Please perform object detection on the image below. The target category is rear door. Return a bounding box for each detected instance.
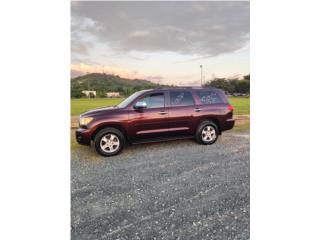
[166,90,196,135]
[193,89,232,127]
[195,89,229,114]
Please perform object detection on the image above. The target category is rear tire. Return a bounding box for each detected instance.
[195,120,219,145]
[94,128,125,157]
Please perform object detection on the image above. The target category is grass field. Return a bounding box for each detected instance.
[71,96,249,116]
[71,98,124,116]
[228,96,250,115]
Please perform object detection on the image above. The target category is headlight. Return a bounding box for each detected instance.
[79,117,93,126]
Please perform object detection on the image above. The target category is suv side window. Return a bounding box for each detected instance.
[169,91,195,106]
[196,90,223,104]
[139,93,164,108]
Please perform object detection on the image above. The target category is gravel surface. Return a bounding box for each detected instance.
[71,130,250,240]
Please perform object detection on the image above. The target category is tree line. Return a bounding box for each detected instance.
[204,74,250,95]
[71,73,250,98]
[70,73,162,98]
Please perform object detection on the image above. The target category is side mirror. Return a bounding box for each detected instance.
[134,101,147,110]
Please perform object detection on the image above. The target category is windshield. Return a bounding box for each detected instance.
[117,90,148,108]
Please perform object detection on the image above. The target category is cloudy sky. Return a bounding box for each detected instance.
[71,1,250,85]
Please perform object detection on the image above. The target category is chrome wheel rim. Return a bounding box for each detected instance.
[201,125,216,142]
[100,134,120,153]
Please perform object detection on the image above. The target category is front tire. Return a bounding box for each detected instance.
[94,128,125,157]
[195,120,219,145]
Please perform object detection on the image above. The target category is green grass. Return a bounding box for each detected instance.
[71,98,124,116]
[71,96,249,116]
[228,96,250,115]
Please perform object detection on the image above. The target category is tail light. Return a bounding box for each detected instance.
[227,104,234,111]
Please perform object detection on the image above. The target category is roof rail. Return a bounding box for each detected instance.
[155,86,200,89]
[148,86,221,91]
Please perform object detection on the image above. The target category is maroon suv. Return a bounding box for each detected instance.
[76,87,234,156]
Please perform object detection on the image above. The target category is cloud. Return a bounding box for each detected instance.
[71,14,102,55]
[129,30,151,38]
[71,63,145,79]
[71,1,249,57]
[71,41,89,55]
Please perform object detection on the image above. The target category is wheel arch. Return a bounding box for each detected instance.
[199,117,221,134]
[91,123,128,141]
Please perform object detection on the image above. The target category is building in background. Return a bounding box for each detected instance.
[106,92,120,98]
[82,90,96,98]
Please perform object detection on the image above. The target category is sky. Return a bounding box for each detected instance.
[71,1,250,86]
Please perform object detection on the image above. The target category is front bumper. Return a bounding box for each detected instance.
[75,128,92,145]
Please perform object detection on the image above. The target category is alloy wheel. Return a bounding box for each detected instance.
[100,134,120,153]
[201,125,216,142]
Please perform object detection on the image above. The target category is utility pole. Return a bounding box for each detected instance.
[200,65,203,86]
[87,72,90,99]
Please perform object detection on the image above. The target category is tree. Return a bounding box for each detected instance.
[204,78,234,93]
[204,75,250,94]
[116,86,124,94]
[71,89,82,98]
[97,91,106,98]
[236,80,250,93]
[229,79,239,94]
[133,85,143,92]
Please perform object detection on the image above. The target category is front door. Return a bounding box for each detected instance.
[129,91,168,140]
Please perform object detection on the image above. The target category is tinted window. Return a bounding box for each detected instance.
[170,91,194,106]
[196,90,223,104]
[139,93,164,108]
[117,90,147,108]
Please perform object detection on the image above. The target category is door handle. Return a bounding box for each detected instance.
[194,108,201,112]
[158,111,168,115]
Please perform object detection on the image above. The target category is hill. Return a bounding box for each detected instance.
[71,73,167,98]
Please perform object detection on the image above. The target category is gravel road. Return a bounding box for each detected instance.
[71,130,250,240]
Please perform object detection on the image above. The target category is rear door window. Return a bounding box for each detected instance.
[169,91,195,106]
[196,90,223,104]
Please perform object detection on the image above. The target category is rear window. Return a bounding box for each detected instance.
[169,91,194,106]
[196,90,223,104]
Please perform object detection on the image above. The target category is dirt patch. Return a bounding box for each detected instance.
[71,116,79,129]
